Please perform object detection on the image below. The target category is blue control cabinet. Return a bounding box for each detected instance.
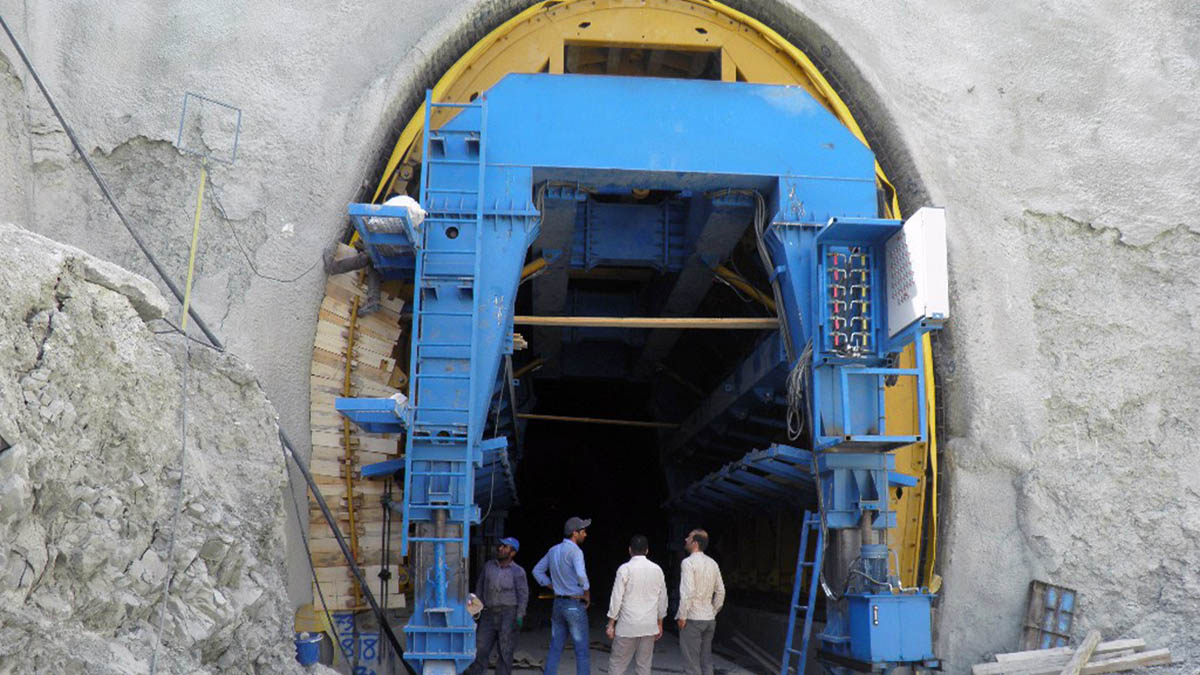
[847,593,935,663]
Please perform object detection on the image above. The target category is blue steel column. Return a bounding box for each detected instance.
[764,197,939,670]
[402,92,540,674]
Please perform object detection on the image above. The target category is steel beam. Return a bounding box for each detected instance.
[530,189,580,377]
[631,193,755,377]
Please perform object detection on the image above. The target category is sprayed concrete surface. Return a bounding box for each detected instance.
[1,0,1198,671]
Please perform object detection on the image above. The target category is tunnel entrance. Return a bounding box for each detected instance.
[308,2,938,672]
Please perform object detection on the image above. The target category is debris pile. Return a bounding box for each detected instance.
[0,223,318,673]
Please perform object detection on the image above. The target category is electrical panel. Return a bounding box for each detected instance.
[885,207,948,337]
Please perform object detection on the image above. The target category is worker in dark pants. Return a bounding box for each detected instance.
[466,537,529,675]
[533,516,593,675]
[676,529,725,675]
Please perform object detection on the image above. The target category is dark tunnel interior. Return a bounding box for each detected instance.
[465,192,822,628]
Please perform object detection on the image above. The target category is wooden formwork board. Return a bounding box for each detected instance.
[314,564,404,599]
[307,252,409,611]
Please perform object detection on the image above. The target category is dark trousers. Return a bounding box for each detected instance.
[466,605,518,675]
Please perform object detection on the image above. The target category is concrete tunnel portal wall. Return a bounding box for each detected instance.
[10,0,1197,671]
[306,0,940,661]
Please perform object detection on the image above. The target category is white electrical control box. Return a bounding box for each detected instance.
[885,207,949,337]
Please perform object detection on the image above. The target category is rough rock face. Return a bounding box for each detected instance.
[0,222,312,673]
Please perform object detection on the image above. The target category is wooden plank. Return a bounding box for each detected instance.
[974,643,1162,675]
[312,474,390,494]
[996,639,1145,663]
[314,591,406,612]
[319,301,402,342]
[315,322,396,365]
[1058,631,1101,675]
[1020,649,1171,675]
[309,378,396,401]
[312,331,394,371]
[311,543,387,567]
[319,296,402,336]
[310,348,393,387]
[325,272,405,314]
[312,428,399,454]
[310,364,397,396]
[513,315,780,329]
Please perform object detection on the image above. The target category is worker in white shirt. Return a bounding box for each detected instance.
[605,535,667,675]
[675,529,725,675]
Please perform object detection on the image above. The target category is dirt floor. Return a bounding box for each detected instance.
[496,624,755,675]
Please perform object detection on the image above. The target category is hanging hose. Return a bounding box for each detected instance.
[280,429,415,675]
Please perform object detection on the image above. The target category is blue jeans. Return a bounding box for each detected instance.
[544,597,589,674]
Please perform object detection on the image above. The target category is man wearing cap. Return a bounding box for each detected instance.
[533,516,592,674]
[466,537,529,675]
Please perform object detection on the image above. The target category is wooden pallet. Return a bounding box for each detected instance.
[306,244,409,610]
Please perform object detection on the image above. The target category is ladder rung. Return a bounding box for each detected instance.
[792,604,808,611]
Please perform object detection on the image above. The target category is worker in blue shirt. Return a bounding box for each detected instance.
[533,516,592,674]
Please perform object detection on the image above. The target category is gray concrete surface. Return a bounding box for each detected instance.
[1,0,1198,671]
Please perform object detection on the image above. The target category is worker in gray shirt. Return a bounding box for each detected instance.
[466,537,529,675]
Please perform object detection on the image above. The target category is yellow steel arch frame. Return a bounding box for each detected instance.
[363,0,934,587]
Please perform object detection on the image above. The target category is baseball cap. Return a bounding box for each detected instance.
[498,537,520,552]
[564,516,592,536]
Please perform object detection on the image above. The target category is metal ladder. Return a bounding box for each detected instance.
[400,93,488,669]
[781,511,824,675]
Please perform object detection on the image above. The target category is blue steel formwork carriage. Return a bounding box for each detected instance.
[337,73,945,674]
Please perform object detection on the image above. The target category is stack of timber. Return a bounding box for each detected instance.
[308,244,409,610]
[972,632,1172,675]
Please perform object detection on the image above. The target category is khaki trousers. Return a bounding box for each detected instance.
[608,635,655,675]
[680,619,716,675]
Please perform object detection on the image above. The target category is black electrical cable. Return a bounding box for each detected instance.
[0,14,224,350]
[279,429,416,675]
[283,453,356,667]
